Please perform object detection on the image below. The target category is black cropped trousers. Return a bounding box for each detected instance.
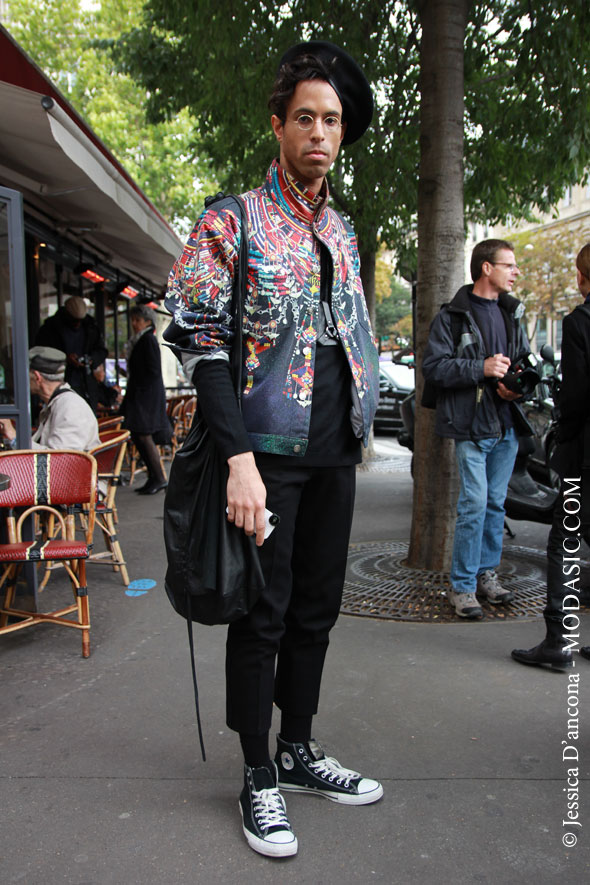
[225,460,356,735]
[544,480,590,644]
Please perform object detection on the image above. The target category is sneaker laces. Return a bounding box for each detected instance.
[309,755,360,786]
[481,570,499,587]
[480,571,507,595]
[252,787,290,831]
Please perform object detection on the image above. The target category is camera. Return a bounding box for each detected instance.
[78,354,93,374]
[499,355,540,397]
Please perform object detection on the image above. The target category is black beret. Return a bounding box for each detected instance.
[278,41,373,145]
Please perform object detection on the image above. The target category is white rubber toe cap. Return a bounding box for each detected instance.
[358,778,384,800]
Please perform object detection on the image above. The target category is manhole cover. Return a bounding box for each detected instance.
[342,541,589,623]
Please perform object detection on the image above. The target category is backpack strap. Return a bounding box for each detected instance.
[203,192,249,404]
[448,310,464,351]
[421,306,464,409]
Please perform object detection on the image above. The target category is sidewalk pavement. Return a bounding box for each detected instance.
[1,452,589,884]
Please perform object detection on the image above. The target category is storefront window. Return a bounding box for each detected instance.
[0,187,31,450]
[0,201,15,404]
[104,297,129,386]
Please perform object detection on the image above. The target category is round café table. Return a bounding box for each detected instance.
[0,473,10,491]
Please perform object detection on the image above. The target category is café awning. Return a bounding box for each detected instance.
[0,26,182,290]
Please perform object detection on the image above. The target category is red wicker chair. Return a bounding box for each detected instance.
[87,430,130,586]
[167,399,185,458]
[182,396,197,436]
[0,450,97,657]
[97,415,123,432]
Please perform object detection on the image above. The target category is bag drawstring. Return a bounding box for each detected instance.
[180,193,249,766]
[186,593,207,761]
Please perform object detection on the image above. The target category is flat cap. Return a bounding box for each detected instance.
[29,346,67,374]
[278,41,373,145]
[64,295,87,319]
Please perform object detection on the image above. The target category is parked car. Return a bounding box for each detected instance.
[374,360,415,433]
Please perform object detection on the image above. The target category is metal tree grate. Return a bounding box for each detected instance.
[342,541,587,623]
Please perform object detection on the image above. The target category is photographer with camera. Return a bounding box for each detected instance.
[423,239,532,619]
[35,296,107,414]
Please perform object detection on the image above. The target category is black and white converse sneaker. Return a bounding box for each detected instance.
[239,762,298,858]
[275,736,383,805]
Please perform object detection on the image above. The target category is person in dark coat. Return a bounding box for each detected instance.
[512,242,590,670]
[35,296,108,413]
[122,304,170,495]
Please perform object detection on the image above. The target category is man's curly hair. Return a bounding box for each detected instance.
[268,53,342,123]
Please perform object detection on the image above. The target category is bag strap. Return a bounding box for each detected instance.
[229,195,249,407]
[186,594,207,761]
[185,192,249,763]
[203,191,249,406]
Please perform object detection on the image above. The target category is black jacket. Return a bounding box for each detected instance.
[552,302,590,479]
[122,330,170,440]
[422,284,531,441]
[35,308,107,413]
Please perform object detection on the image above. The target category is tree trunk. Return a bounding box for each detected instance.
[359,244,377,460]
[407,0,470,571]
[359,244,377,330]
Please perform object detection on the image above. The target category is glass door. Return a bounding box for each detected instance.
[0,186,31,448]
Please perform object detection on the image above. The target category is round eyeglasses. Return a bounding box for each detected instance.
[291,113,342,133]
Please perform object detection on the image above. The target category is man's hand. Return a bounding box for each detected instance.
[227,452,267,546]
[483,353,511,379]
[496,381,522,402]
[0,418,16,441]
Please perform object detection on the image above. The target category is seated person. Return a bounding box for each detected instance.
[93,362,123,410]
[0,347,100,451]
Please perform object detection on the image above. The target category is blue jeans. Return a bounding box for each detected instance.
[451,428,518,593]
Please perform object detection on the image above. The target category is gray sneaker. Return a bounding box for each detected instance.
[447,589,483,619]
[477,570,514,604]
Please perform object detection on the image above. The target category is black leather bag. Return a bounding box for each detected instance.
[163,193,264,625]
[163,412,265,625]
[162,194,264,759]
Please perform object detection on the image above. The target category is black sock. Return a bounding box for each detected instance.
[279,713,313,745]
[240,732,272,769]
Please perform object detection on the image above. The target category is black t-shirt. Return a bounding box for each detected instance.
[193,337,360,468]
[256,337,360,469]
[468,292,513,430]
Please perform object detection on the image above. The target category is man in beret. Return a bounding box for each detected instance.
[166,42,381,857]
[0,347,99,451]
[35,296,108,413]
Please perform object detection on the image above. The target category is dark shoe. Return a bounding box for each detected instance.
[275,736,383,805]
[511,640,573,671]
[137,479,167,495]
[239,762,297,858]
[579,646,590,661]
